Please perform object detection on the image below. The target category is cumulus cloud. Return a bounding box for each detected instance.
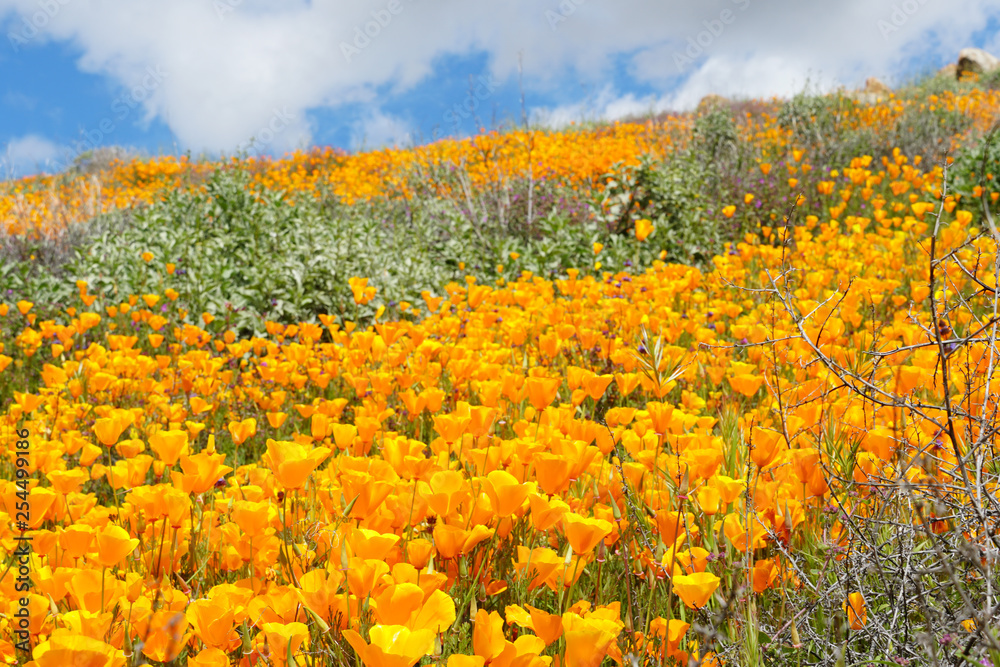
[1,0,998,152]
[352,110,413,150]
[1,134,61,176]
[2,91,36,111]
[532,85,670,128]
[667,54,832,111]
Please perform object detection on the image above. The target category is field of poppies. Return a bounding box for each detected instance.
[3,72,1000,667]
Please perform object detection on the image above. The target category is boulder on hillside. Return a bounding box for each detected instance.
[864,77,892,95]
[957,47,1000,79]
[848,77,892,105]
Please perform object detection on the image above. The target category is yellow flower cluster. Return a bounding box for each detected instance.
[5,85,1000,238]
[0,87,998,667]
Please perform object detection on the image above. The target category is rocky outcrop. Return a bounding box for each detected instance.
[864,77,891,95]
[848,77,892,105]
[956,48,1000,79]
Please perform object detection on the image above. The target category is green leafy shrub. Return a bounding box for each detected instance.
[946,123,1000,204]
[591,154,721,266]
[890,99,973,163]
[692,107,741,167]
[0,165,664,333]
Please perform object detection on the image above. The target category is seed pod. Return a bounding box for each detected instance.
[609,494,622,521]
[342,493,359,518]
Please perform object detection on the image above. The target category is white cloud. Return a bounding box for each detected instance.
[352,110,413,150]
[1,134,60,177]
[666,54,833,111]
[532,85,670,127]
[1,0,999,152]
[532,52,819,128]
[2,91,36,111]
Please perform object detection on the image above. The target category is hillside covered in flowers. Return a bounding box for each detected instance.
[2,72,1000,666]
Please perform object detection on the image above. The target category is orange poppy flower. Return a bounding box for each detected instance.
[420,470,470,517]
[695,485,722,514]
[750,426,786,468]
[266,411,288,429]
[432,413,470,444]
[311,413,330,441]
[844,592,867,630]
[187,599,240,651]
[671,572,720,609]
[525,377,561,412]
[231,500,273,538]
[261,622,310,666]
[31,634,124,667]
[655,510,697,548]
[190,396,213,414]
[721,512,768,552]
[432,522,493,560]
[344,624,435,667]
[514,546,562,591]
[583,374,614,401]
[527,605,564,645]
[187,648,230,667]
[728,373,764,398]
[92,524,139,569]
[93,409,134,447]
[345,557,390,599]
[297,568,345,622]
[405,538,435,570]
[467,405,497,437]
[562,613,622,667]
[372,583,425,626]
[473,609,506,661]
[148,429,189,466]
[673,547,710,575]
[375,585,456,634]
[228,418,257,445]
[483,470,529,518]
[752,558,778,593]
[65,569,125,613]
[171,451,232,495]
[58,525,95,560]
[142,611,190,662]
[562,513,613,554]
[331,423,358,451]
[645,401,674,435]
[528,493,570,532]
[532,453,574,496]
[349,277,371,304]
[348,527,401,561]
[263,439,331,490]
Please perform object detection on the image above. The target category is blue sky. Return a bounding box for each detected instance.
[2,0,1000,178]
